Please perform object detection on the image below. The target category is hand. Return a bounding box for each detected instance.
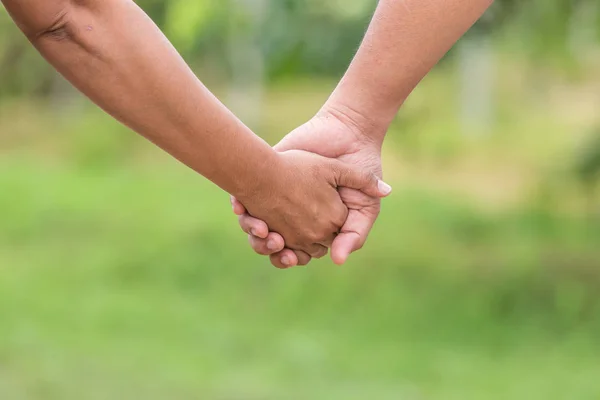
[232,106,389,268]
[235,149,390,258]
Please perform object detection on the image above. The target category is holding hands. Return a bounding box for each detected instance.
[233,146,391,264]
[232,106,389,268]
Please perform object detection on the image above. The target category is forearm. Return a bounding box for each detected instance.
[323,0,494,143]
[2,0,276,198]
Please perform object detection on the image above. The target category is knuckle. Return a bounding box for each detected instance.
[333,211,348,228]
[286,238,305,253]
[358,171,372,188]
[308,231,323,243]
[367,172,377,186]
[323,228,338,243]
[300,228,322,244]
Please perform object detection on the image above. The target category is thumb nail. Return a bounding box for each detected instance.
[378,180,392,196]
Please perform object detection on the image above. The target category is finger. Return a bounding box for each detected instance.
[238,214,270,239]
[293,250,312,266]
[331,161,392,198]
[331,207,379,265]
[303,244,328,259]
[230,195,247,215]
[331,233,359,265]
[270,249,298,269]
[270,249,312,268]
[248,233,286,255]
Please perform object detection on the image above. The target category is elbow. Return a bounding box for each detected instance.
[33,9,72,43]
[22,0,100,44]
[4,0,68,41]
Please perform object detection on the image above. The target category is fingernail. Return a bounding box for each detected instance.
[267,240,278,251]
[281,256,291,266]
[378,180,392,195]
[250,229,258,237]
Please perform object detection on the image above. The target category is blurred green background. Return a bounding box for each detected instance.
[1,1,600,399]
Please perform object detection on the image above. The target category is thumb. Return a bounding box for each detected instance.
[331,161,392,198]
[331,233,359,265]
[330,207,379,265]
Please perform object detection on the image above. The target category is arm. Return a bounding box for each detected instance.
[2,0,389,256]
[3,0,272,197]
[236,0,494,267]
[323,0,495,144]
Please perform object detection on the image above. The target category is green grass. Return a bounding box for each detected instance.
[1,154,599,399]
[1,67,600,398]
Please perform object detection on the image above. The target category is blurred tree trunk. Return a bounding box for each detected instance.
[458,36,494,135]
[0,40,26,96]
[568,0,599,64]
[227,0,266,131]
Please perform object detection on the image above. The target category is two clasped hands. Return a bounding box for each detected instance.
[230,105,391,269]
[3,0,493,268]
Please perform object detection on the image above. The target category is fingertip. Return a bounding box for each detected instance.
[266,232,285,252]
[377,180,393,197]
[231,196,247,215]
[244,219,269,239]
[331,250,349,265]
[233,203,246,215]
[238,214,270,239]
[252,223,269,239]
[331,235,354,265]
[271,249,298,269]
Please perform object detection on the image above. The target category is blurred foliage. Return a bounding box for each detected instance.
[574,129,600,212]
[2,0,600,96]
[576,129,600,183]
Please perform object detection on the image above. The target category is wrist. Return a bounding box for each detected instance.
[230,147,284,204]
[322,64,408,145]
[318,101,388,148]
